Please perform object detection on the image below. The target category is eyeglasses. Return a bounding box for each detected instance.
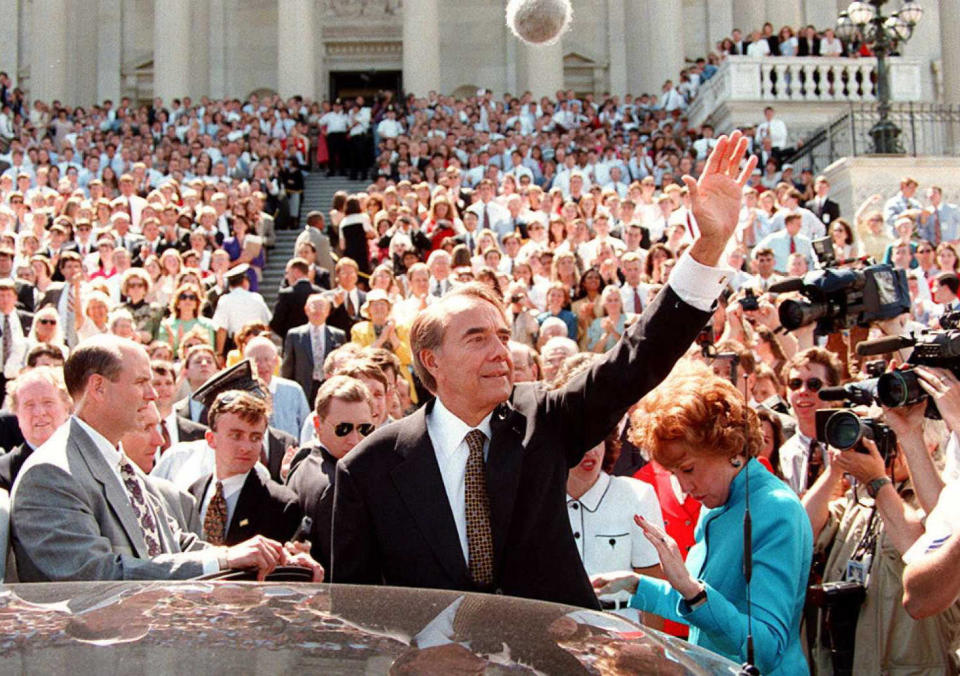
[38,318,57,325]
[787,377,823,392]
[917,248,934,253]
[180,293,198,300]
[334,422,375,437]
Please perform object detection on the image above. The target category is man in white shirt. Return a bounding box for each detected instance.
[770,188,825,240]
[756,106,789,151]
[319,99,349,177]
[212,265,272,359]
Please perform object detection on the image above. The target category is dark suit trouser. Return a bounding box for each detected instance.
[327,133,347,176]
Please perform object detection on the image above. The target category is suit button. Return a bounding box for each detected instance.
[574,532,580,539]
[571,503,579,510]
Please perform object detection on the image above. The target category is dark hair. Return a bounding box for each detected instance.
[25,343,65,368]
[63,337,127,398]
[756,408,785,479]
[344,195,363,216]
[936,272,960,296]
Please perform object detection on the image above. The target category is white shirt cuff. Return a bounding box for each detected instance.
[667,252,732,312]
[200,548,223,575]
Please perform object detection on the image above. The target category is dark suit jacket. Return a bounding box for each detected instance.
[0,411,24,451]
[797,37,821,57]
[37,282,67,310]
[285,445,338,570]
[14,280,35,313]
[281,265,331,291]
[326,289,366,335]
[188,469,301,546]
[280,323,346,399]
[176,416,208,443]
[0,442,32,491]
[264,427,298,483]
[804,197,841,226]
[331,285,709,608]
[270,278,324,340]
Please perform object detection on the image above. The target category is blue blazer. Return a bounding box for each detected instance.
[631,459,812,675]
[269,377,312,440]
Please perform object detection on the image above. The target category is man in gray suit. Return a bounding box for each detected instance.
[10,335,319,582]
[281,294,346,404]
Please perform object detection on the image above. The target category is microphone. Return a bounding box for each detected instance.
[855,335,915,356]
[768,277,805,294]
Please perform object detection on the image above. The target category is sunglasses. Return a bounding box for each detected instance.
[180,293,198,300]
[787,377,823,392]
[38,318,57,325]
[334,422,375,438]
[917,248,934,253]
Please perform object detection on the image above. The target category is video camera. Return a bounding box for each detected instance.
[855,327,960,420]
[771,264,910,334]
[814,408,897,462]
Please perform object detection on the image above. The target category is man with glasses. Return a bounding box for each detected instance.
[778,347,843,496]
[286,375,375,571]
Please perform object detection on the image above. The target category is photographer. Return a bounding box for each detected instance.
[802,386,958,673]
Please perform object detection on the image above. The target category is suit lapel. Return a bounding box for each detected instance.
[267,431,283,480]
[228,472,259,543]
[71,420,149,558]
[390,406,470,584]
[486,403,526,569]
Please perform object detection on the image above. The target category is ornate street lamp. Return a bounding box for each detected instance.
[837,0,923,153]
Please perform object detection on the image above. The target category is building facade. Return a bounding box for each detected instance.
[0,0,951,107]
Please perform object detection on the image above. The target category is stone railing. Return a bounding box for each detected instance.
[687,56,924,127]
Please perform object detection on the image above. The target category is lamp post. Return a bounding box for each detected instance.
[835,1,923,154]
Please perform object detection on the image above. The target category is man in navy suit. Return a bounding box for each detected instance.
[331,133,757,608]
[270,258,324,340]
[281,294,346,404]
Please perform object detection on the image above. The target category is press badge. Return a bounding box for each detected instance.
[845,555,871,586]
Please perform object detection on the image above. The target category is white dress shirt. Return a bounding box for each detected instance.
[425,397,494,565]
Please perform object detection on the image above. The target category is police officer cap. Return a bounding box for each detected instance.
[225,263,250,282]
[191,359,267,410]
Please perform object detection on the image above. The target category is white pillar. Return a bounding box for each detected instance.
[642,0,684,96]
[607,0,627,97]
[277,0,316,99]
[708,0,735,51]
[765,0,802,32]
[733,0,764,33]
[153,0,192,104]
[29,0,68,104]
[0,0,19,85]
[624,1,646,94]
[519,41,564,99]
[97,0,122,103]
[207,0,227,99]
[402,0,441,96]
[940,0,960,104]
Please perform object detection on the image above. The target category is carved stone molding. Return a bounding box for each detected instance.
[323,0,402,17]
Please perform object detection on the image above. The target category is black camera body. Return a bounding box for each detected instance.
[738,288,759,312]
[808,580,867,676]
[876,329,960,419]
[776,264,910,334]
[815,408,897,462]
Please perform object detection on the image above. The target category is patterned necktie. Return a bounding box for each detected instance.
[203,480,228,546]
[633,287,643,314]
[118,455,163,556]
[934,208,942,245]
[789,236,797,254]
[65,286,77,347]
[2,313,11,366]
[345,292,355,318]
[464,430,494,587]
[806,438,824,490]
[159,422,171,453]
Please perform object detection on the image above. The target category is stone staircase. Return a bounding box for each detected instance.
[259,173,371,310]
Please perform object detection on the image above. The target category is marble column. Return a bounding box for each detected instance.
[707,0,735,51]
[607,0,627,96]
[940,0,960,104]
[277,0,316,99]
[207,0,227,99]
[153,0,192,103]
[0,0,19,85]
[97,0,122,103]
[765,0,802,31]
[641,0,684,96]
[518,41,564,99]
[732,0,765,33]
[29,0,68,104]
[402,0,441,96]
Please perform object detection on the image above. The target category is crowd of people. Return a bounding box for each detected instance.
[0,76,957,674]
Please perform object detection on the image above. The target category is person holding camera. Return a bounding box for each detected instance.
[593,363,812,674]
[801,389,959,675]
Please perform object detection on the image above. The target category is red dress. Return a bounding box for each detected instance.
[634,461,702,639]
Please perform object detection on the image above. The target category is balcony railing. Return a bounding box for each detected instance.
[687,56,923,127]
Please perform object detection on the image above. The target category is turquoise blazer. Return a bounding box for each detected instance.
[631,458,812,675]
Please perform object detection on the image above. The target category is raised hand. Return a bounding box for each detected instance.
[685,130,758,267]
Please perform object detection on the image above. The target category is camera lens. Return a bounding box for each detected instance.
[824,410,864,450]
[877,369,925,407]
[778,299,829,331]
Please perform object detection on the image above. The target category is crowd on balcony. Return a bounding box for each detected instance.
[0,71,956,674]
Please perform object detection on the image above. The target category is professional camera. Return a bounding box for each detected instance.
[869,329,960,419]
[811,236,837,268]
[815,409,897,461]
[772,264,910,334]
[808,580,867,676]
[738,287,759,312]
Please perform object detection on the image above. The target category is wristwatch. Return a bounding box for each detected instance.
[683,584,708,610]
[866,476,892,498]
